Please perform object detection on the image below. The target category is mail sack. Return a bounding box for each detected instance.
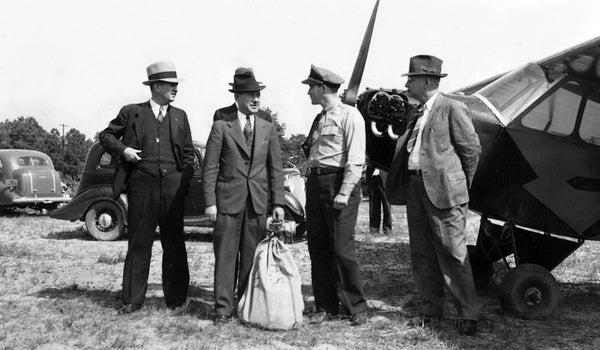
[237,235,304,330]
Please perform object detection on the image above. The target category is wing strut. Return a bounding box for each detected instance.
[343,0,380,107]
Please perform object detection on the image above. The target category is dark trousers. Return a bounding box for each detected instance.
[213,197,266,316]
[406,174,479,320]
[367,175,392,233]
[122,170,189,307]
[306,171,367,316]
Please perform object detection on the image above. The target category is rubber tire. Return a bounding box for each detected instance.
[284,208,306,239]
[499,263,559,319]
[85,201,125,241]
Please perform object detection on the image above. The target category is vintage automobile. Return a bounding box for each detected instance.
[0,149,70,213]
[50,142,306,241]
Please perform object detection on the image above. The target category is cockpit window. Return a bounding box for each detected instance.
[580,88,600,146]
[521,80,581,136]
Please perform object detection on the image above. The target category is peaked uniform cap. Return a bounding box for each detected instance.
[402,55,448,78]
[301,64,345,88]
[228,67,266,93]
[142,61,182,85]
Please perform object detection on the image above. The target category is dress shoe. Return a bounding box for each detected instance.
[349,312,368,325]
[308,311,338,324]
[458,319,478,336]
[118,304,142,314]
[214,315,232,326]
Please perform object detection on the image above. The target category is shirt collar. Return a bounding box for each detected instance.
[423,91,439,111]
[149,99,168,117]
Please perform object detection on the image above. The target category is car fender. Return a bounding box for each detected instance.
[284,190,305,219]
[50,185,126,223]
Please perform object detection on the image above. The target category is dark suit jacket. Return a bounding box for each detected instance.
[213,103,273,123]
[386,93,480,209]
[99,101,195,198]
[202,108,284,215]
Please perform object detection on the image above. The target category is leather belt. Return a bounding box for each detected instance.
[310,166,344,175]
[408,169,422,176]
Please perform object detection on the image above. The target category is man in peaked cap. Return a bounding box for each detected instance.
[202,67,285,325]
[301,64,369,326]
[385,55,481,335]
[100,61,194,313]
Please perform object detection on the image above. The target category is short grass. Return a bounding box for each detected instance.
[1,204,600,349]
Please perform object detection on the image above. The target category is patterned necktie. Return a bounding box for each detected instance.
[244,115,253,145]
[406,105,424,153]
[158,106,166,123]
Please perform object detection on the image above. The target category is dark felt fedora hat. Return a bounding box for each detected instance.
[402,55,448,78]
[228,67,266,93]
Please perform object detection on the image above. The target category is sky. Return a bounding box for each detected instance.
[1,0,599,143]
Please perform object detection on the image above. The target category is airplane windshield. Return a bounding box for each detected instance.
[474,63,562,125]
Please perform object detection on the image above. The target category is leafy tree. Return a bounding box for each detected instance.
[260,107,307,169]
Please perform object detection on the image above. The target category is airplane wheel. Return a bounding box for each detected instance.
[499,263,559,319]
[85,201,125,241]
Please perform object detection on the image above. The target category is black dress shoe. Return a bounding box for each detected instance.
[350,312,368,325]
[458,319,478,336]
[118,304,142,314]
[214,315,232,326]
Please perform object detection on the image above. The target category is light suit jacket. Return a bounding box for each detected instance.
[385,93,481,209]
[202,111,284,214]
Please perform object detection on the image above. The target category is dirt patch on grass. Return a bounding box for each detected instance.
[1,204,600,349]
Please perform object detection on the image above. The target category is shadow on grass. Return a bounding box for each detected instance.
[44,228,94,241]
[34,282,215,319]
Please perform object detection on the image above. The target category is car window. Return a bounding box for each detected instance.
[0,159,3,172]
[17,157,48,166]
[520,80,581,136]
[580,88,600,146]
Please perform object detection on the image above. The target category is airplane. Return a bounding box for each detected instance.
[344,0,600,320]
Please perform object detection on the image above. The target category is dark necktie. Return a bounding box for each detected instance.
[406,105,424,153]
[301,110,324,158]
[158,106,166,123]
[244,115,253,146]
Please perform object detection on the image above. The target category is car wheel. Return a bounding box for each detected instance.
[499,263,559,319]
[85,201,125,241]
[283,208,306,239]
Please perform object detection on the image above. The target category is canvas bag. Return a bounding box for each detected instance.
[237,222,304,330]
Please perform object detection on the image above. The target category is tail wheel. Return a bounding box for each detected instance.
[499,263,559,319]
[85,201,125,241]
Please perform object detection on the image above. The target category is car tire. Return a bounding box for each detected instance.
[85,201,125,241]
[499,263,559,319]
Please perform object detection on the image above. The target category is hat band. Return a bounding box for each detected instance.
[148,71,178,81]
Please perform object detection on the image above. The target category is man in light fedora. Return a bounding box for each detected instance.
[100,61,194,314]
[385,55,481,335]
[202,67,285,325]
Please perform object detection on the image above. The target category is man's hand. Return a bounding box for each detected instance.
[333,193,349,210]
[272,206,285,221]
[206,205,217,222]
[122,147,142,163]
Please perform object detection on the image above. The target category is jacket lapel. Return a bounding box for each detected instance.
[252,117,267,159]
[168,106,181,141]
[133,102,152,146]
[226,119,250,157]
[422,94,443,138]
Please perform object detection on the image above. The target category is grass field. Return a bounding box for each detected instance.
[1,203,600,349]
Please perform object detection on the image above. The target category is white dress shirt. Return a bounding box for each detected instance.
[408,92,438,170]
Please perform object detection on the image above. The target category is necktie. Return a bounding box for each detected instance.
[158,106,166,123]
[406,105,424,153]
[244,115,253,145]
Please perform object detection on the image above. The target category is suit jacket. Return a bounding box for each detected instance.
[386,93,480,209]
[213,103,273,123]
[99,102,195,198]
[202,109,284,215]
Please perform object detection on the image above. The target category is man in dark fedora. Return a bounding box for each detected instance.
[100,61,194,313]
[386,55,481,335]
[301,64,369,326]
[202,67,285,325]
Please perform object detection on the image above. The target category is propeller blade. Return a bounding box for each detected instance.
[343,0,380,107]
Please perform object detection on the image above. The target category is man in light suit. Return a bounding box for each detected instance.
[100,61,194,313]
[386,55,481,335]
[202,67,285,325]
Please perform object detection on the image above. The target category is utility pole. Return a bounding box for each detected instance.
[59,123,68,176]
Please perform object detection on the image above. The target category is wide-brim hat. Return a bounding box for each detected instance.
[142,61,182,85]
[402,55,448,78]
[228,67,266,93]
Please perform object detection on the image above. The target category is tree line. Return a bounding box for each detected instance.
[0,112,308,184]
